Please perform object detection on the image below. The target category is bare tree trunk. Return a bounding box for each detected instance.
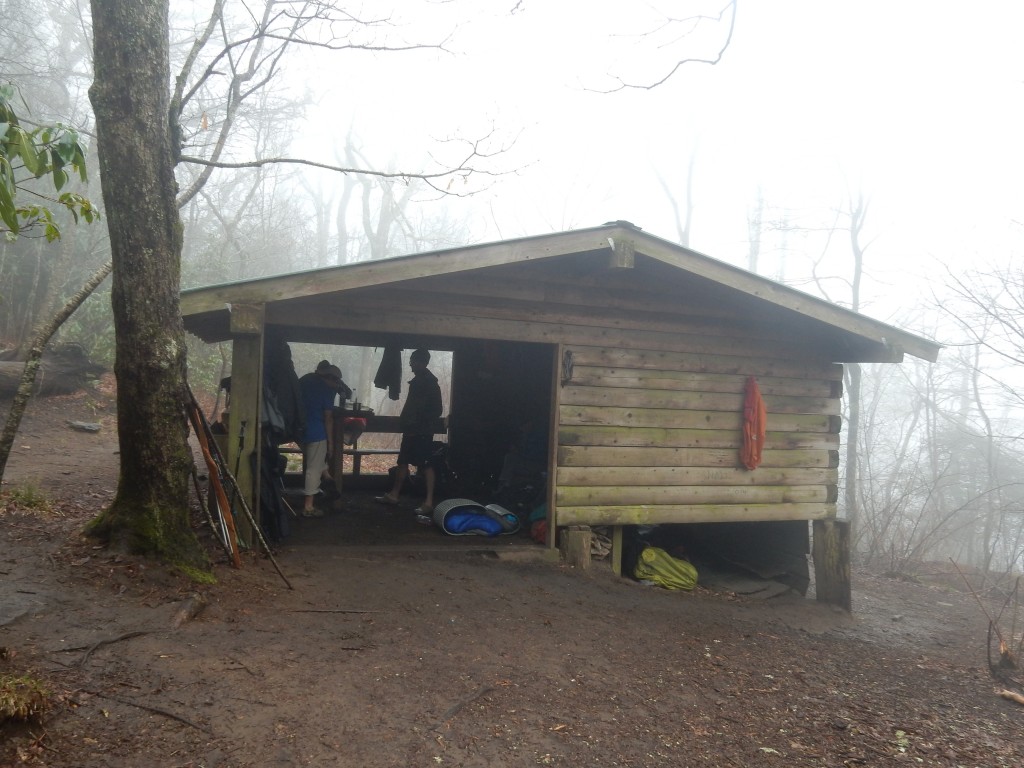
[0,260,113,481]
[843,193,868,543]
[88,0,205,568]
[747,187,764,273]
[656,150,697,249]
[844,362,862,540]
[971,344,1000,582]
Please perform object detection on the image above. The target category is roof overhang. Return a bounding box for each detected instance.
[181,223,941,364]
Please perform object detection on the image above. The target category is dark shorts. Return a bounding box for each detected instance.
[397,434,433,468]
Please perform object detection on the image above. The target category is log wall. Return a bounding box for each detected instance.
[257,260,846,530]
[554,344,842,527]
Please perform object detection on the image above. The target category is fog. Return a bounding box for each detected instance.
[4,0,1024,574]
[298,0,1024,324]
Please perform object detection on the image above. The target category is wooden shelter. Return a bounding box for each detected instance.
[181,222,940,605]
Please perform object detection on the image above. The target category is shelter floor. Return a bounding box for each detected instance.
[277,483,549,555]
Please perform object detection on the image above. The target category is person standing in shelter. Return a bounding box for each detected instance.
[298,361,344,517]
[375,349,443,521]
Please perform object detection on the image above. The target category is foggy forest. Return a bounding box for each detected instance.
[2,0,1024,582]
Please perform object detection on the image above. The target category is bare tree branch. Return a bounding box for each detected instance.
[601,0,738,92]
[179,128,511,196]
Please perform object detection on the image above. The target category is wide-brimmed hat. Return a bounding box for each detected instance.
[322,364,343,384]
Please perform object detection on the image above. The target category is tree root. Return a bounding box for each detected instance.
[80,688,212,734]
[76,631,150,667]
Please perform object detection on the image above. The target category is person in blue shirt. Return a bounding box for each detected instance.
[298,362,345,517]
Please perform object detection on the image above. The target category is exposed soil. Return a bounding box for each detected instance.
[2,385,1023,767]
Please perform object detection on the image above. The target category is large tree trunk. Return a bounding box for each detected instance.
[87,0,206,569]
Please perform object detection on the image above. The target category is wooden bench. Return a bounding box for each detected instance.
[332,412,446,478]
[341,446,399,475]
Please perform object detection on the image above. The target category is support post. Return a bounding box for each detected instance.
[560,525,592,570]
[611,525,623,576]
[813,519,851,611]
[228,303,265,547]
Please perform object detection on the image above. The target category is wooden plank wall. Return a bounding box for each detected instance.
[555,344,842,527]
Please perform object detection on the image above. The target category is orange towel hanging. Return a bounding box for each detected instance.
[740,376,767,470]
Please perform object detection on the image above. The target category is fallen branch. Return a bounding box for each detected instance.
[998,688,1024,706]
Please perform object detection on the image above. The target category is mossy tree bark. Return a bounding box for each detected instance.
[87,0,206,569]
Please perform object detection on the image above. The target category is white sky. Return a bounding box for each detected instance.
[296,0,1024,332]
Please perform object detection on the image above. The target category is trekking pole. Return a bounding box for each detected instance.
[227,419,247,514]
[188,400,242,568]
[187,385,293,590]
[190,459,233,562]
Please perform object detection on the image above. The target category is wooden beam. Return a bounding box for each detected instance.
[568,366,840,398]
[560,526,592,569]
[556,502,835,526]
[557,424,840,451]
[556,465,838,487]
[181,224,939,362]
[228,333,263,546]
[567,346,843,381]
[557,484,830,506]
[281,303,902,364]
[561,384,840,416]
[611,525,623,576]
[287,293,900,365]
[558,404,837,432]
[558,445,840,469]
[546,344,562,550]
[181,228,615,316]
[229,303,264,335]
[606,236,635,270]
[343,289,763,342]
[636,237,940,362]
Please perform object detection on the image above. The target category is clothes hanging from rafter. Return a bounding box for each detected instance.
[374,346,403,400]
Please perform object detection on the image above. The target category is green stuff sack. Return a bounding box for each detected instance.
[633,546,698,591]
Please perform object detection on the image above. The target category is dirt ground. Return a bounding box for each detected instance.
[2,384,1024,767]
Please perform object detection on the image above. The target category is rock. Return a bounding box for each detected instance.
[67,421,101,433]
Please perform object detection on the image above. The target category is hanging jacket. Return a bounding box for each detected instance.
[374,346,403,400]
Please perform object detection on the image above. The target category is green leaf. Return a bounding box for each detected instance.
[42,208,60,241]
[52,166,67,192]
[74,146,88,182]
[15,128,43,175]
[0,178,19,232]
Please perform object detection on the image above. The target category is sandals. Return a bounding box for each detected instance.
[414,505,434,526]
[374,494,400,506]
